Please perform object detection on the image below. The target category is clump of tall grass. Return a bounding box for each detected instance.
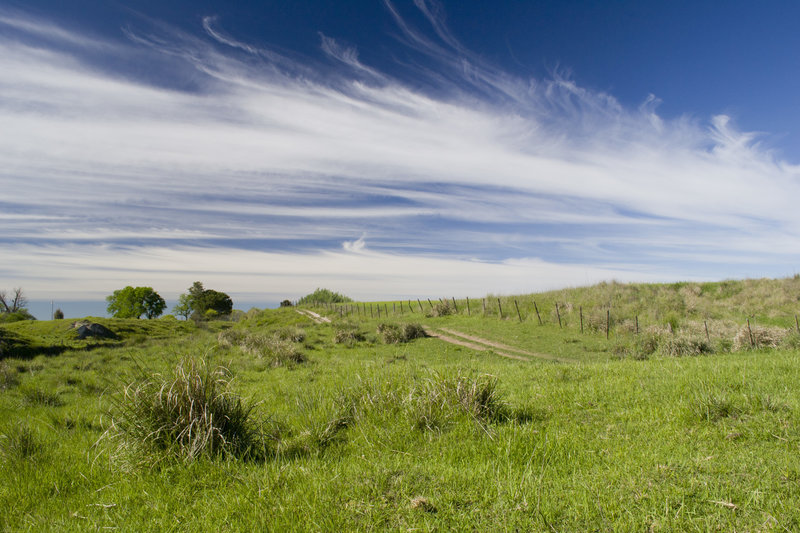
[275,326,306,343]
[332,322,366,346]
[408,372,510,433]
[376,323,426,344]
[108,357,273,462]
[693,390,742,422]
[0,421,44,460]
[20,384,63,406]
[0,361,19,390]
[732,325,788,351]
[426,301,454,317]
[658,335,713,357]
[220,331,306,366]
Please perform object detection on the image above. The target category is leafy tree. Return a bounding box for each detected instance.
[297,288,352,306]
[172,293,192,320]
[106,286,166,319]
[280,299,293,307]
[53,309,64,320]
[179,282,233,321]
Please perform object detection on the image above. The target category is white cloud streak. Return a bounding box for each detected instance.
[0,4,799,300]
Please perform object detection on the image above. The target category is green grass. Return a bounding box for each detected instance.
[2,279,800,530]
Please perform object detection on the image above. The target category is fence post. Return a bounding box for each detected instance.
[580,306,584,334]
[385,304,389,316]
[497,298,503,319]
[452,297,458,313]
[704,320,710,342]
[427,298,434,309]
[747,318,754,347]
[417,299,424,313]
[514,300,522,322]
[796,314,799,334]
[466,297,471,316]
[635,315,639,335]
[555,302,562,329]
[482,298,486,315]
[606,309,610,340]
[533,300,543,325]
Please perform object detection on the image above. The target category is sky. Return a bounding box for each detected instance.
[2,0,800,318]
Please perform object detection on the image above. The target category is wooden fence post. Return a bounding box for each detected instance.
[497,298,503,319]
[466,297,471,316]
[533,300,543,326]
[555,302,562,329]
[580,306,584,334]
[635,315,639,335]
[417,299,424,313]
[704,320,710,342]
[747,318,754,347]
[385,304,389,316]
[606,309,610,340]
[514,300,522,322]
[796,314,799,334]
[427,298,434,309]
[482,298,486,315]
[452,297,458,313]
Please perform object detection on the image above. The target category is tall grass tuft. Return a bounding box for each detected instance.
[377,323,426,344]
[409,372,510,432]
[0,421,44,460]
[332,322,366,346]
[109,357,272,462]
[427,301,454,317]
[732,325,787,351]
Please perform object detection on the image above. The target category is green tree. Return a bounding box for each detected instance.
[106,287,166,319]
[172,294,192,320]
[180,282,233,321]
[297,288,352,306]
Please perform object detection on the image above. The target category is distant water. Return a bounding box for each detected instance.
[26,300,278,320]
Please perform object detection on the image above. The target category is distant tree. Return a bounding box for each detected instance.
[180,282,233,321]
[0,288,27,313]
[172,293,192,320]
[296,288,352,306]
[280,299,293,307]
[106,286,166,319]
[53,308,64,320]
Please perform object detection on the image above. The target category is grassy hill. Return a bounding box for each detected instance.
[2,277,800,530]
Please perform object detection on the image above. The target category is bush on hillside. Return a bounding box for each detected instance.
[297,288,352,306]
[426,301,454,317]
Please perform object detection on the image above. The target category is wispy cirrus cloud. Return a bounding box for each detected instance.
[0,2,798,303]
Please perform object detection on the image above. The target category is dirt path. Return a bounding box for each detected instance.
[425,327,564,363]
[295,309,331,324]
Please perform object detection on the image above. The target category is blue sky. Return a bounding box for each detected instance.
[2,0,800,316]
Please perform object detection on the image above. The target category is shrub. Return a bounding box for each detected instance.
[377,323,426,344]
[732,324,788,351]
[109,358,271,462]
[53,308,64,320]
[297,288,352,306]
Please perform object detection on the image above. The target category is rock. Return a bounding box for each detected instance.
[72,321,116,340]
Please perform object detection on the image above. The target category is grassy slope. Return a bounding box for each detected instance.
[1,278,800,530]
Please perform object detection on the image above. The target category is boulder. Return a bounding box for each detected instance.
[72,321,116,340]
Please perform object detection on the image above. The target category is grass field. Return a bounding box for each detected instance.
[2,278,800,530]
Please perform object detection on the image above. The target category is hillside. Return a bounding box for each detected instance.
[1,277,800,530]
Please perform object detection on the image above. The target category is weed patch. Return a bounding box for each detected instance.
[733,325,787,351]
[332,322,366,346]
